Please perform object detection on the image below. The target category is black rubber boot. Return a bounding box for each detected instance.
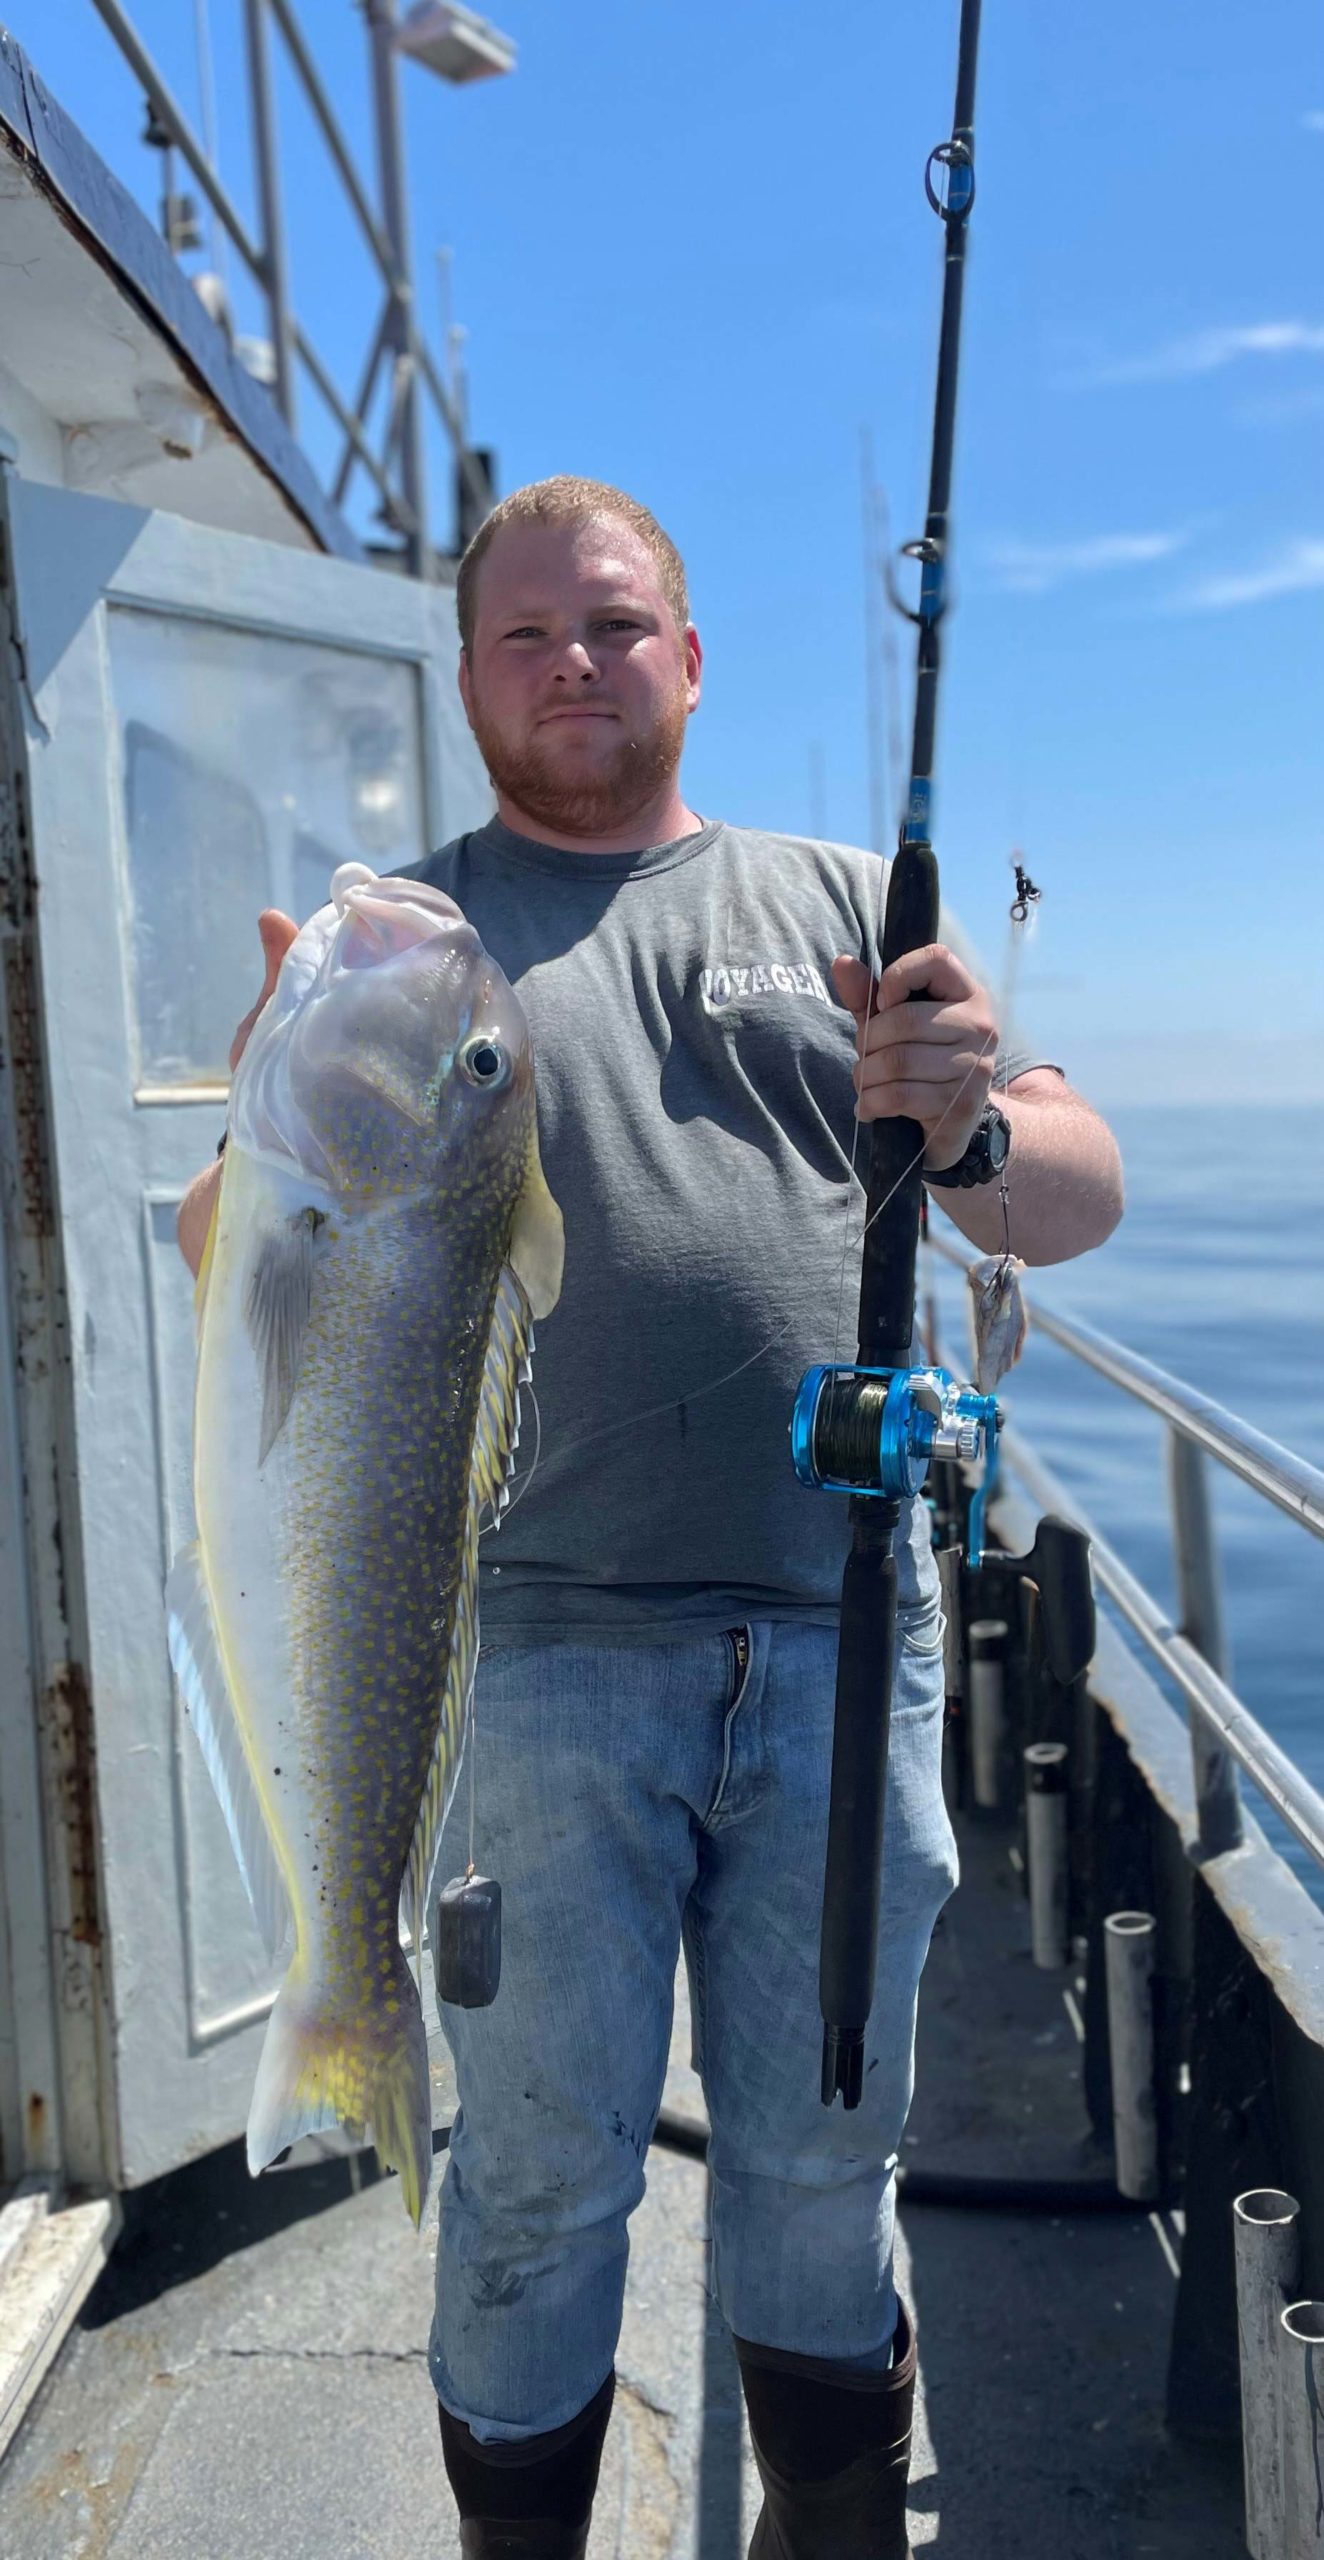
[436,2371,614,2557]
[735,2300,917,2560]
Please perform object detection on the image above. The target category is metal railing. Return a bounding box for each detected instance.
[86,0,497,573]
[925,1231,1324,1874]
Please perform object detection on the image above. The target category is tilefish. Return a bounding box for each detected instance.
[166,864,562,2223]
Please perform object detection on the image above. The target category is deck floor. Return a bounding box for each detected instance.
[0,1811,1244,2557]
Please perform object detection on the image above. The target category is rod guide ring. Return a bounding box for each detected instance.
[925,136,976,221]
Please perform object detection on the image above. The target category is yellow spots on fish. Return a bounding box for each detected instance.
[257,1105,527,2156]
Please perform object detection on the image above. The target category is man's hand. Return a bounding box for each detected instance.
[831,945,999,1172]
[177,909,300,1276]
[229,909,300,1070]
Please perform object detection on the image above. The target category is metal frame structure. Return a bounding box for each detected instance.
[925,1229,1324,1872]
[86,0,497,574]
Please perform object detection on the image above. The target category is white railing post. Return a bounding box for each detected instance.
[1168,1427,1243,1856]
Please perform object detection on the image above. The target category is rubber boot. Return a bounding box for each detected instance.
[735,2300,917,2560]
[436,2370,614,2557]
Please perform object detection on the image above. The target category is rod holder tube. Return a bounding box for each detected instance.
[1233,2190,1301,2558]
[1025,1742,1069,1968]
[1280,2302,1324,2554]
[967,1618,1007,1809]
[1103,1911,1159,2202]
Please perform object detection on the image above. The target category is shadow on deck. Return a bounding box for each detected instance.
[0,1808,1244,2556]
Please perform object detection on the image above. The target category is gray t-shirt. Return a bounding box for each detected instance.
[402,817,1051,1644]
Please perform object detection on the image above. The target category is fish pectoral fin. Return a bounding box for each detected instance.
[507,1130,563,1321]
[400,1261,535,1958]
[165,1540,291,1961]
[193,1165,224,1332]
[244,1205,325,1464]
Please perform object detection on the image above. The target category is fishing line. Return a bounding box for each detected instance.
[465,1694,476,1881]
[496,1036,998,1490]
[877,488,910,833]
[829,625,897,1381]
[829,469,906,1398]
[998,860,1039,1089]
[991,859,1041,1269]
[488,484,1000,1497]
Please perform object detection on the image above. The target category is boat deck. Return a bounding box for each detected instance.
[0,1812,1245,2557]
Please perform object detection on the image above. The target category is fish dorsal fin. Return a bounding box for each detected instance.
[469,1262,536,1527]
[165,1540,290,1960]
[401,1263,535,1961]
[244,1206,325,1465]
[507,1130,564,1321]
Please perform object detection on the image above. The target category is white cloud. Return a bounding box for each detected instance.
[986,531,1186,595]
[1093,320,1324,384]
[1180,537,1324,610]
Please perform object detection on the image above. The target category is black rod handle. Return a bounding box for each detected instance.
[820,1511,899,2105]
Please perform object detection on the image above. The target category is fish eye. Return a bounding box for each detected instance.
[457,1033,510,1091]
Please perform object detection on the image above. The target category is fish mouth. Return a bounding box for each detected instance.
[330,865,477,970]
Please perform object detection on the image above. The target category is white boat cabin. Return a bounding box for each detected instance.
[0,42,489,2443]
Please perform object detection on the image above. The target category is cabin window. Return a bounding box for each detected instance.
[106,609,426,1087]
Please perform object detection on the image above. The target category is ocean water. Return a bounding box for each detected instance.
[928,1105,1324,1898]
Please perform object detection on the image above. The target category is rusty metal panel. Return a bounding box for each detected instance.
[0,465,111,2189]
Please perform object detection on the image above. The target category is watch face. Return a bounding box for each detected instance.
[986,1111,1010,1172]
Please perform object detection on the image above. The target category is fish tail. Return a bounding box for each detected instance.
[247,1955,433,2226]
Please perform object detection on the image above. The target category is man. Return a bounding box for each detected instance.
[179,477,1122,2558]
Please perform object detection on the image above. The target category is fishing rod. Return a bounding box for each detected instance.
[790,0,1094,2109]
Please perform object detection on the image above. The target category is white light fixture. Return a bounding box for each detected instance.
[395,3,516,83]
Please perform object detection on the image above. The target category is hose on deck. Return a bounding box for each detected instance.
[649,2108,1138,2214]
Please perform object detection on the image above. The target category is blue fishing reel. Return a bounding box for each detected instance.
[790,1362,1001,1563]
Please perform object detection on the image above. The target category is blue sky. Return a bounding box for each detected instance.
[16,0,1324,1102]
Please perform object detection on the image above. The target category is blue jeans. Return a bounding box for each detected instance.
[428,1599,958,2443]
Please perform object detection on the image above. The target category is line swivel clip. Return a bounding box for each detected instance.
[1010,861,1041,926]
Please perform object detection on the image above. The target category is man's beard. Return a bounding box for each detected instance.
[467,684,690,839]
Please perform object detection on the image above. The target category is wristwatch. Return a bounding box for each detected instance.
[924,1100,1011,1189]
